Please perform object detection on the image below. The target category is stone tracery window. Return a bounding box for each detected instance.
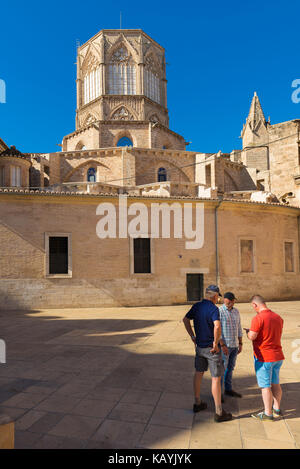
[144,55,160,104]
[111,106,134,121]
[108,46,136,95]
[83,54,101,105]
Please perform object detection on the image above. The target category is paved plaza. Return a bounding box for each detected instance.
[0,301,299,449]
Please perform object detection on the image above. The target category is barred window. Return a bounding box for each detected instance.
[108,47,136,95]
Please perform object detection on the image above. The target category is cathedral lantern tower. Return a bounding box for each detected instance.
[62,29,186,151]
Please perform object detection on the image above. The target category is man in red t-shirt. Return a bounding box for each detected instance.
[245,295,284,421]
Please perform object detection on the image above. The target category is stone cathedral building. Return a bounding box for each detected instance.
[1,29,300,310]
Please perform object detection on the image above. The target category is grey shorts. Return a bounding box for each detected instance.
[195,346,224,377]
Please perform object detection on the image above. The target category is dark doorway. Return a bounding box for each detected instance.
[186,273,204,302]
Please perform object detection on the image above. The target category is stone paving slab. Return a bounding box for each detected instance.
[0,302,299,449]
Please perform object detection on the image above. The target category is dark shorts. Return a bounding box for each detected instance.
[195,346,224,377]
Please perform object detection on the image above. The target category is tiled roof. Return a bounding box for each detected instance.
[0,187,299,209]
[0,145,30,160]
[0,137,8,150]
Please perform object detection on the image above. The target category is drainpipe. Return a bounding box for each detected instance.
[215,197,223,287]
[298,215,300,274]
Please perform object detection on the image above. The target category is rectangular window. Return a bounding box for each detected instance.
[205,165,211,186]
[284,242,294,272]
[240,239,254,273]
[45,234,72,277]
[186,273,204,302]
[133,238,151,273]
[49,237,68,274]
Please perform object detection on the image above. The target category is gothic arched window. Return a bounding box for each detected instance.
[83,55,101,105]
[158,167,167,182]
[117,137,133,147]
[144,55,160,104]
[108,47,136,95]
[87,167,96,182]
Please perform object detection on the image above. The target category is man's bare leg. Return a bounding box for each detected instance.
[212,377,222,415]
[271,383,282,411]
[194,371,204,404]
[261,387,273,415]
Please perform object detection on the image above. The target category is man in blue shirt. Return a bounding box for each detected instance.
[183,285,232,423]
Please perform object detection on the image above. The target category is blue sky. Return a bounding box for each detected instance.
[0,0,299,154]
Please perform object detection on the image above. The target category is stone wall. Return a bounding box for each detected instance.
[268,121,300,204]
[62,125,100,152]
[0,193,300,309]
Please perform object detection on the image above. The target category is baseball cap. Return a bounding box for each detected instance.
[224,292,236,301]
[205,285,222,296]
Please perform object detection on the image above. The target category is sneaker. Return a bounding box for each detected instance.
[251,411,274,421]
[225,390,242,398]
[193,401,208,413]
[214,410,232,422]
[273,407,282,416]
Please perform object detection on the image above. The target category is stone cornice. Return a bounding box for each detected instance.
[52,147,198,159]
[1,189,299,213]
[79,29,165,53]
[64,118,185,142]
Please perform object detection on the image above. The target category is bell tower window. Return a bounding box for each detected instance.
[144,56,160,104]
[108,47,136,95]
[83,66,101,105]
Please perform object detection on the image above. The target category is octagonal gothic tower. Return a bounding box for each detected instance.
[62,29,186,151]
